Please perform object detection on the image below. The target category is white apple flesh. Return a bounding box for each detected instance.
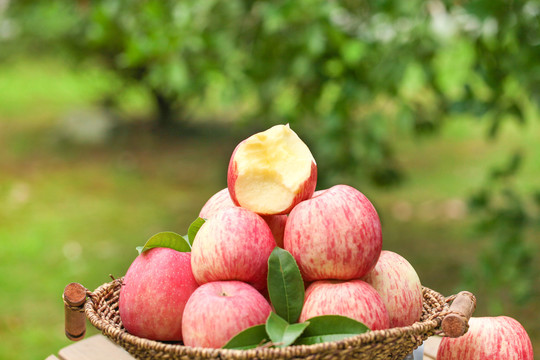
[362,250,423,328]
[227,124,317,215]
[299,279,390,330]
[437,316,534,360]
[284,184,382,281]
[119,248,198,341]
[181,281,272,348]
[191,206,276,292]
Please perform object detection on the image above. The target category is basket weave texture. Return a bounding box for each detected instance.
[85,278,450,360]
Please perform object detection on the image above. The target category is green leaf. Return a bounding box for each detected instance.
[265,312,309,348]
[267,247,305,323]
[187,217,206,246]
[294,315,370,345]
[136,231,191,255]
[222,324,269,350]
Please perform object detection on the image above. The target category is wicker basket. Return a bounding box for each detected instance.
[70,277,473,360]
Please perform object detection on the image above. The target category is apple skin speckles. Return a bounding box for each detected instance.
[284,184,382,282]
[191,207,276,292]
[437,316,534,360]
[299,279,390,331]
[182,281,272,348]
[362,250,423,328]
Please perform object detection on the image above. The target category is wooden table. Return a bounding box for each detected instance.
[47,334,443,360]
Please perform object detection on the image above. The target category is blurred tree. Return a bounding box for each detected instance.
[467,152,537,314]
[65,0,251,128]
[4,0,540,310]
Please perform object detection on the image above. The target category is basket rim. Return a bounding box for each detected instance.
[84,278,449,358]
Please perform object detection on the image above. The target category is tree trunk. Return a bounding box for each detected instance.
[151,90,177,129]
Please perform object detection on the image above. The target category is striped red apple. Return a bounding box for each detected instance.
[437,316,533,359]
[284,184,382,281]
[299,279,390,330]
[182,281,272,348]
[198,188,287,247]
[119,248,198,341]
[363,250,423,328]
[191,206,276,292]
[198,188,236,219]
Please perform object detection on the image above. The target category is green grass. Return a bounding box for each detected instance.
[0,57,152,122]
[1,56,539,359]
[0,58,233,358]
[0,130,235,359]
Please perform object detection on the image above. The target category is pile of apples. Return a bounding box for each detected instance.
[117,125,533,358]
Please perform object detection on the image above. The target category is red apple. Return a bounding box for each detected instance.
[119,248,198,341]
[437,316,534,360]
[260,214,287,248]
[284,184,382,281]
[198,188,287,247]
[362,250,423,328]
[182,281,272,348]
[191,207,276,292]
[227,124,317,215]
[199,188,236,219]
[299,279,390,330]
[312,189,327,197]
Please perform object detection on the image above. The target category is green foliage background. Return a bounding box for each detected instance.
[1,0,539,358]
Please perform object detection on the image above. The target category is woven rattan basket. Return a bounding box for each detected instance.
[63,277,475,360]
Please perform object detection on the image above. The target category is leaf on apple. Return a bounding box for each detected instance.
[222,324,270,350]
[186,217,206,246]
[293,315,370,345]
[265,312,310,348]
[136,231,191,255]
[267,247,305,323]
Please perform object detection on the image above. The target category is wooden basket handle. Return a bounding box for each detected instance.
[63,282,87,341]
[441,291,476,338]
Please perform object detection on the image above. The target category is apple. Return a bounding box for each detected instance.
[118,248,198,341]
[198,188,236,219]
[227,124,317,215]
[260,214,287,248]
[198,187,287,247]
[284,184,382,281]
[182,281,272,348]
[299,279,390,330]
[191,206,276,292]
[437,316,534,360]
[362,250,423,328]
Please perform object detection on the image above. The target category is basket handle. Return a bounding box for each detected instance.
[63,282,87,341]
[441,291,476,338]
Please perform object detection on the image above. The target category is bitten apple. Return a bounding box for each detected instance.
[198,188,287,247]
[182,281,272,348]
[227,124,317,215]
[191,207,276,291]
[299,280,390,330]
[363,250,423,328]
[437,316,534,360]
[119,248,198,341]
[284,184,382,281]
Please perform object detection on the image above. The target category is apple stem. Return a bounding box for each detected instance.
[63,282,88,341]
[442,291,477,338]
